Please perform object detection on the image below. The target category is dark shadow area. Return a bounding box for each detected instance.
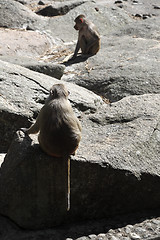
[63,55,90,66]
[61,209,160,239]
[0,209,160,240]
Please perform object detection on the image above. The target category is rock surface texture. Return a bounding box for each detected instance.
[0,131,68,229]
[0,0,160,238]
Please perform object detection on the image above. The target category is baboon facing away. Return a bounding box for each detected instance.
[22,84,81,157]
[21,84,82,210]
[71,14,100,59]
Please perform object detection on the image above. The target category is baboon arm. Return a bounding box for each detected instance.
[72,40,80,58]
[20,122,39,135]
[27,121,40,134]
[26,108,43,134]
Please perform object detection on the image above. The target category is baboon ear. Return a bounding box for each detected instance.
[79,18,83,23]
[50,88,58,98]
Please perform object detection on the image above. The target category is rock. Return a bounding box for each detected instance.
[0,154,5,167]
[23,62,65,79]
[0,0,160,235]
[132,0,138,4]
[14,0,27,4]
[38,0,45,5]
[134,13,143,18]
[146,236,160,240]
[36,0,86,17]
[153,5,160,9]
[0,130,68,229]
[129,232,141,239]
[142,14,152,19]
[0,28,66,78]
[76,237,89,240]
[88,234,97,239]
[0,56,65,79]
[63,34,160,102]
[110,236,120,240]
[45,1,133,41]
[124,225,133,234]
[0,28,52,58]
[0,59,102,152]
[118,5,123,8]
[0,0,47,30]
[115,1,123,4]
[28,1,158,103]
[1,60,160,229]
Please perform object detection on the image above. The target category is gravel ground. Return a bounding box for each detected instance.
[69,217,160,240]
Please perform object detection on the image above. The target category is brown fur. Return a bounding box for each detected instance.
[72,14,100,59]
[22,84,82,157]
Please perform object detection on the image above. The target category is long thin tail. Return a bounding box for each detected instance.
[67,157,70,211]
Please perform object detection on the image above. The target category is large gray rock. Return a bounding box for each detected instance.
[9,0,158,103]
[0,0,46,30]
[55,0,160,102]
[1,91,160,229]
[0,28,52,58]
[0,130,68,229]
[0,57,65,79]
[0,0,160,233]
[1,0,159,101]
[62,34,160,102]
[0,28,65,79]
[1,60,160,229]
[36,0,86,16]
[43,1,133,41]
[0,60,102,152]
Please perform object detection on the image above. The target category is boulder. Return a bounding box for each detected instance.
[1,92,160,229]
[0,130,68,229]
[5,0,157,103]
[0,60,102,152]
[36,0,86,17]
[0,0,160,233]
[1,0,159,99]
[62,34,160,102]
[1,61,160,229]
[0,57,65,79]
[0,0,46,30]
[0,28,52,58]
[0,28,65,79]
[24,62,65,79]
[43,1,133,41]
[54,0,160,102]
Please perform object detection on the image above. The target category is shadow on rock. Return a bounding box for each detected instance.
[63,55,90,66]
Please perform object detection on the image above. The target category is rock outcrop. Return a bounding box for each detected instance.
[0,0,46,30]
[0,0,160,236]
[0,60,102,152]
[0,131,68,229]
[1,60,160,229]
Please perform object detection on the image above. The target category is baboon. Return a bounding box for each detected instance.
[21,84,82,210]
[71,14,100,59]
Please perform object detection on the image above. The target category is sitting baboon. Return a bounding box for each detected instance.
[21,84,82,210]
[71,14,100,59]
[21,84,81,157]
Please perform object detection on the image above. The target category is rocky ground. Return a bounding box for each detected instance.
[0,0,160,239]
